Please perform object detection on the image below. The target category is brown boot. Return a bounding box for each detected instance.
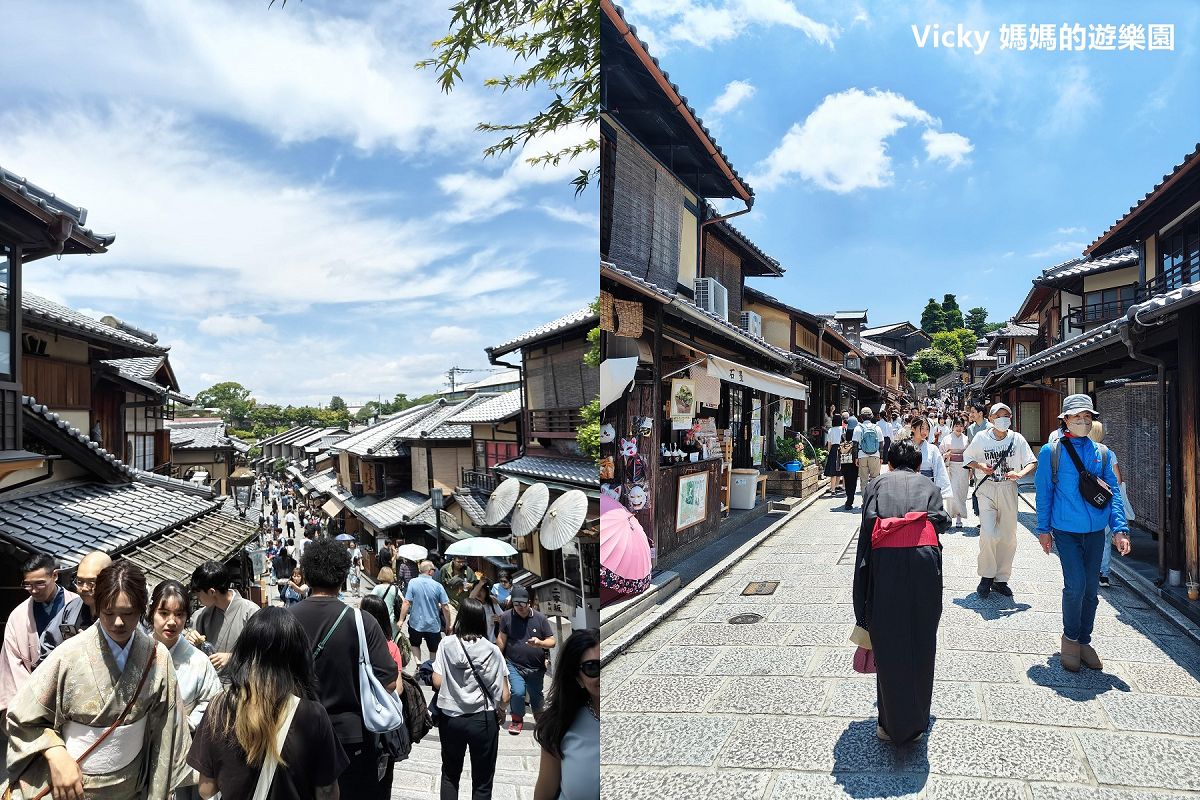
[1079,642,1103,670]
[1060,635,1081,672]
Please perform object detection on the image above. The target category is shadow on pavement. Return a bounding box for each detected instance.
[1026,657,1131,699]
[830,718,932,798]
[951,594,1032,620]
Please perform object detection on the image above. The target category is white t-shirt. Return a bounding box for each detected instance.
[962,429,1037,484]
[825,426,844,447]
[877,419,893,438]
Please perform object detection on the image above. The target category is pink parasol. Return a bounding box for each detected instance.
[600,495,652,597]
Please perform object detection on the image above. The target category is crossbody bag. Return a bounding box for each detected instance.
[1059,439,1114,509]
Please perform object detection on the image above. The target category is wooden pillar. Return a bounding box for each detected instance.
[1180,313,1199,588]
[650,304,663,562]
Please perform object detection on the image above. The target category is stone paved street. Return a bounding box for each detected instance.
[602,489,1200,798]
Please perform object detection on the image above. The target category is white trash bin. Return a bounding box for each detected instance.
[730,468,760,510]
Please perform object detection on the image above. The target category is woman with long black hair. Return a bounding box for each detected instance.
[187,606,348,799]
[533,628,600,800]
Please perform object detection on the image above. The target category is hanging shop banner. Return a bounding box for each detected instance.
[706,354,808,401]
[670,378,697,430]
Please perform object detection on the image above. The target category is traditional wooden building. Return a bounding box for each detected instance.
[166,419,250,494]
[861,321,931,358]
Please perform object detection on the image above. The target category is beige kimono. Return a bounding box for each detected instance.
[2,625,191,799]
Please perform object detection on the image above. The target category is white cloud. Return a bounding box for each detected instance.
[537,203,595,228]
[922,130,973,168]
[428,326,481,345]
[1056,226,1085,235]
[1028,241,1086,260]
[750,88,970,193]
[198,314,275,338]
[1042,64,1099,138]
[705,80,757,118]
[0,0,496,156]
[624,0,835,49]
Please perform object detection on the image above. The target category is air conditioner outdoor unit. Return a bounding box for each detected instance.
[739,311,763,338]
[693,278,729,321]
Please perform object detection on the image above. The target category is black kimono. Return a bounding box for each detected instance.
[852,469,950,743]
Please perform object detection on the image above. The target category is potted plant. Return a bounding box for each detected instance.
[775,436,802,472]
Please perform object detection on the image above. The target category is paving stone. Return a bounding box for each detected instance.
[607,675,725,713]
[983,684,1109,728]
[934,650,1023,683]
[695,602,778,623]
[1114,661,1200,697]
[670,622,797,647]
[925,776,1026,800]
[1078,730,1200,791]
[924,722,1086,781]
[1020,655,1134,692]
[768,772,927,799]
[826,679,980,721]
[786,623,856,647]
[1030,785,1200,800]
[601,715,736,766]
[627,620,692,652]
[770,602,855,623]
[638,646,720,675]
[718,717,930,772]
[808,647,864,678]
[1099,691,1200,736]
[706,676,829,715]
[599,769,770,800]
[940,626,1062,655]
[706,646,812,676]
[601,650,652,696]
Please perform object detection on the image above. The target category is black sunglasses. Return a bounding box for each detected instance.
[579,659,600,678]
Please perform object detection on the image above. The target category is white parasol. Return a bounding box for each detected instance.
[395,543,428,562]
[511,483,550,537]
[539,490,589,551]
[484,477,522,526]
[445,537,518,557]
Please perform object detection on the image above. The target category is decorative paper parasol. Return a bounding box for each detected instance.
[484,478,522,526]
[445,537,518,557]
[600,495,652,596]
[511,483,550,537]
[396,543,428,562]
[335,533,356,542]
[539,490,588,551]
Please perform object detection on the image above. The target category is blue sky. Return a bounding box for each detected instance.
[0,0,596,406]
[619,0,1198,329]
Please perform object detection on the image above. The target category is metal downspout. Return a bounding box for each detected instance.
[1119,322,1168,578]
[698,206,753,279]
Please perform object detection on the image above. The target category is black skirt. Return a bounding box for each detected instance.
[824,450,842,477]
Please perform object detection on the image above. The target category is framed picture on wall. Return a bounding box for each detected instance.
[675,471,708,532]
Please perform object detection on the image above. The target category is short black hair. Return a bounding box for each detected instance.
[300,538,350,590]
[190,560,231,593]
[21,553,57,576]
[887,440,923,472]
[971,400,988,413]
[94,561,149,615]
[454,597,488,639]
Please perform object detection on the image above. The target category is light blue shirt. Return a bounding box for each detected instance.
[491,583,512,606]
[98,625,136,672]
[404,574,449,634]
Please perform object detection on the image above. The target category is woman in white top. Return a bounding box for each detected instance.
[940,417,971,527]
[823,418,845,494]
[149,580,222,732]
[433,598,511,799]
[909,417,953,501]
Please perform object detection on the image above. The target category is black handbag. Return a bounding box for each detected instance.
[1061,439,1113,509]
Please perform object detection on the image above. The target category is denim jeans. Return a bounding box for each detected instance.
[1052,529,1105,644]
[507,663,545,718]
[1100,526,1113,577]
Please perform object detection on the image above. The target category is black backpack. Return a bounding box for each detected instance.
[400,672,434,745]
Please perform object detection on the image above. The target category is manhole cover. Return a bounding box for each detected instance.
[729,613,764,625]
[742,581,779,596]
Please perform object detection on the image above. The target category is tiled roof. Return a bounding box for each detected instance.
[839,368,881,394]
[993,322,1039,338]
[453,489,489,527]
[412,395,498,441]
[493,455,599,488]
[603,4,754,204]
[0,166,114,251]
[351,491,428,531]
[290,427,349,448]
[99,360,190,404]
[715,217,783,276]
[100,356,163,380]
[458,370,521,392]
[7,288,167,354]
[1005,319,1125,378]
[857,338,905,358]
[169,422,241,451]
[862,322,913,337]
[792,349,840,379]
[1127,280,1200,324]
[1037,245,1139,285]
[335,402,441,457]
[446,389,522,424]
[965,348,997,363]
[1086,143,1200,256]
[0,479,221,568]
[603,264,795,366]
[487,307,597,358]
[23,396,136,480]
[119,506,259,586]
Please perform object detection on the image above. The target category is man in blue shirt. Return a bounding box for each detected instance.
[1035,394,1130,673]
[398,560,452,662]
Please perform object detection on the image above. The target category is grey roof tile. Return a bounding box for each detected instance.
[487,307,598,358]
[1038,245,1139,285]
[22,396,137,479]
[0,166,114,249]
[1086,143,1200,254]
[168,421,244,451]
[446,389,522,424]
[453,489,488,527]
[7,287,166,354]
[493,454,598,487]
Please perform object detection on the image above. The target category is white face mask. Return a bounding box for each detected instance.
[1067,419,1093,437]
[992,416,1012,431]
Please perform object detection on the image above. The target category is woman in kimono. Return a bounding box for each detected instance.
[852,440,950,744]
[3,561,191,800]
[940,416,971,527]
[907,417,953,503]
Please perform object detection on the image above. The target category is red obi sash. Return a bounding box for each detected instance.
[871,511,939,549]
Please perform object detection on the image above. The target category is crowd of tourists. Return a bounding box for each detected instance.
[0,474,600,799]
[838,392,1131,744]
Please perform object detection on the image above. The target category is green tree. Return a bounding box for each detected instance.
[329,396,347,412]
[964,307,989,337]
[583,297,600,368]
[940,294,964,331]
[930,332,964,365]
[951,327,978,359]
[913,347,958,380]
[907,364,929,384]
[415,0,598,194]
[920,299,946,334]
[194,381,255,427]
[982,322,1005,335]
[577,297,601,460]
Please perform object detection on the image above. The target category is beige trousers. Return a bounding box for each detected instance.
[976,479,1019,582]
[946,462,971,518]
[858,454,881,494]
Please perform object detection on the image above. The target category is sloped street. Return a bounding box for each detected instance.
[602,492,1200,799]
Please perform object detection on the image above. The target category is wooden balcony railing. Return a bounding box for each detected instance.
[528,407,583,439]
[1066,300,1136,330]
[461,468,496,493]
